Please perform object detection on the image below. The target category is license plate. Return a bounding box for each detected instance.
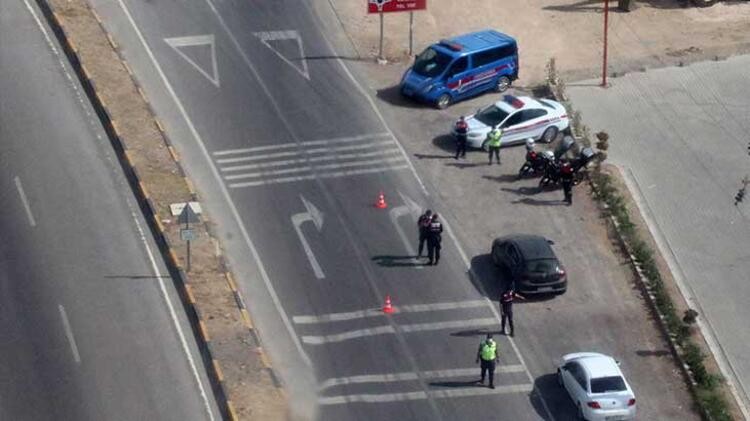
[605,416,627,421]
[538,286,553,292]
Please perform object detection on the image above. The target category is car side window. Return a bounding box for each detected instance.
[523,109,548,121]
[508,245,521,266]
[502,112,525,128]
[572,364,588,391]
[446,57,468,78]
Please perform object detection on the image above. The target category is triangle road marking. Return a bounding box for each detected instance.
[253,30,310,80]
[164,34,220,88]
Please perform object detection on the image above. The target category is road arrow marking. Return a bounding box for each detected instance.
[291,195,325,278]
[164,34,220,87]
[389,191,424,268]
[253,30,310,80]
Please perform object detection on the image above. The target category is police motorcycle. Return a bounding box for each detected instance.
[517,139,549,179]
[539,136,596,187]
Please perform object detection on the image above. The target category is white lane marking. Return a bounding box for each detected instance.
[301,318,497,345]
[114,0,312,368]
[215,139,395,164]
[224,156,406,180]
[293,299,488,324]
[440,218,556,420]
[291,195,325,279]
[164,35,220,87]
[319,365,526,391]
[228,164,410,188]
[221,148,401,172]
[212,132,390,156]
[253,30,310,80]
[58,305,81,363]
[14,176,36,227]
[319,383,533,405]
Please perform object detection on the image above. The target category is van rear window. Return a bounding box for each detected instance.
[413,47,453,78]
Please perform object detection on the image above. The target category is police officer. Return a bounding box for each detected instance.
[476,333,499,388]
[454,116,468,159]
[416,209,432,258]
[426,213,443,266]
[560,161,574,206]
[486,125,503,165]
[500,288,525,337]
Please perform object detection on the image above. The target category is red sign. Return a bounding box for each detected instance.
[368,0,426,13]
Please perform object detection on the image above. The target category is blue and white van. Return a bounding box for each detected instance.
[400,30,519,109]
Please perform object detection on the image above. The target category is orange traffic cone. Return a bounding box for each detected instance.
[375,192,388,209]
[382,295,394,314]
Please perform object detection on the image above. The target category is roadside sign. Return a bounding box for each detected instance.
[181,228,196,241]
[368,0,426,13]
[178,204,200,225]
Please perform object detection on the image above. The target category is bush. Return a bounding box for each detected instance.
[697,388,732,421]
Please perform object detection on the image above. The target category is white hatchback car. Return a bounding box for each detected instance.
[453,95,569,149]
[557,352,637,421]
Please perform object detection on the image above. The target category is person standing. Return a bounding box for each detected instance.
[560,161,574,206]
[454,116,468,159]
[416,209,432,258]
[500,288,525,337]
[486,125,503,165]
[476,333,499,388]
[426,213,443,266]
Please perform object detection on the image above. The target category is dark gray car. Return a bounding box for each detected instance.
[491,234,567,294]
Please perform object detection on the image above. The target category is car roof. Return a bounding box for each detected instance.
[441,30,516,55]
[572,354,622,378]
[493,96,543,113]
[500,234,556,260]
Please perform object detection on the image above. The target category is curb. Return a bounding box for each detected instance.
[34,1,284,419]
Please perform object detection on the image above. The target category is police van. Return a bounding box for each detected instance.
[400,30,519,109]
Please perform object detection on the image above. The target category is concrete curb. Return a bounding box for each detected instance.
[34,1,285,419]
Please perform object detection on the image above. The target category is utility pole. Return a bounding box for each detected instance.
[602,0,610,87]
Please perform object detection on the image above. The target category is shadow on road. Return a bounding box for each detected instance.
[635,349,671,357]
[469,254,508,301]
[104,275,170,279]
[532,373,574,420]
[499,186,541,196]
[511,197,568,207]
[372,255,424,267]
[431,134,456,154]
[484,174,523,184]
[450,328,504,337]
[376,84,425,109]
[429,379,483,388]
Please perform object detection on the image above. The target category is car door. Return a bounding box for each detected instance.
[443,56,470,100]
[561,362,580,401]
[507,244,522,278]
[500,111,531,144]
[565,362,589,405]
[520,108,550,140]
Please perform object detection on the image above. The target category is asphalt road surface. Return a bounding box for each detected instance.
[568,57,750,417]
[0,1,220,419]
[86,0,694,419]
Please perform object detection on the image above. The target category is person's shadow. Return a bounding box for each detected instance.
[371,255,424,267]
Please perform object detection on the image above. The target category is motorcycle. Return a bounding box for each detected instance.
[539,147,597,188]
[518,149,548,179]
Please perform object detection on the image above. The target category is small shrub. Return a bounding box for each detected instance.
[683,309,699,325]
[697,389,732,421]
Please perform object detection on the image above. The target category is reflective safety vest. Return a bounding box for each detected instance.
[481,339,497,361]
[487,129,503,147]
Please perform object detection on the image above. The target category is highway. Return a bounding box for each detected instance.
[84,0,559,419]
[0,0,220,419]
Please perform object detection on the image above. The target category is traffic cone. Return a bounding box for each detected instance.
[375,191,388,209]
[382,295,394,314]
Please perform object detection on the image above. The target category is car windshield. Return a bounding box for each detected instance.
[590,376,627,393]
[525,258,558,273]
[412,47,453,78]
[475,105,510,127]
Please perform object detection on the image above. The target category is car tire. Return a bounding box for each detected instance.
[557,369,563,387]
[436,94,451,109]
[494,76,511,93]
[541,126,558,143]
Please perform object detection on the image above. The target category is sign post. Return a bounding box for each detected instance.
[368,0,427,63]
[178,204,200,272]
[602,0,609,87]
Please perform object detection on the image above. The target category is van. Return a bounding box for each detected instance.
[400,30,519,109]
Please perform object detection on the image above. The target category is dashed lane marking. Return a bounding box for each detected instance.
[301,318,497,345]
[293,299,488,324]
[58,305,81,363]
[14,176,36,227]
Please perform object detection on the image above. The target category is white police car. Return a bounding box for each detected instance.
[454,95,569,149]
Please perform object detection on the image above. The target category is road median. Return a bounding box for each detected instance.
[34,0,287,419]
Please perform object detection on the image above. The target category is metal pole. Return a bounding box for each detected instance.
[602,0,609,87]
[409,11,413,56]
[185,219,191,272]
[379,12,384,61]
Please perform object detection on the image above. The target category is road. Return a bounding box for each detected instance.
[567,56,750,417]
[0,1,220,419]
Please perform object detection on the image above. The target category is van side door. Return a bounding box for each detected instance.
[443,56,470,100]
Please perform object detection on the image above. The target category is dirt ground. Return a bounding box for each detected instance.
[328,0,750,85]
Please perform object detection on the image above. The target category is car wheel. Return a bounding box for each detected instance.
[436,94,451,109]
[541,126,558,143]
[556,369,563,387]
[494,76,511,93]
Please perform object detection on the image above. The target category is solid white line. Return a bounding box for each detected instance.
[319,383,533,405]
[301,318,497,345]
[216,140,395,164]
[224,156,405,180]
[319,365,526,390]
[221,147,401,171]
[212,132,391,156]
[114,0,311,370]
[14,176,36,227]
[293,299,488,324]
[58,305,81,363]
[228,164,410,188]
